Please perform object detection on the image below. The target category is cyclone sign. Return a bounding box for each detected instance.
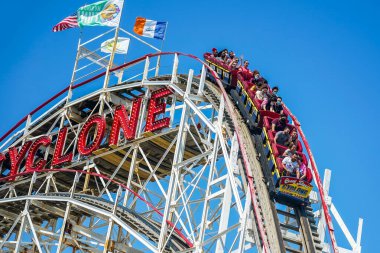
[0,88,172,182]
[279,176,313,199]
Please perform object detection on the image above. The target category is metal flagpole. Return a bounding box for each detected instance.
[99,0,125,115]
[155,22,168,77]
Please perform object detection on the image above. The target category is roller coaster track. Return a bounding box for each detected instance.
[201,77,324,253]
[0,51,338,253]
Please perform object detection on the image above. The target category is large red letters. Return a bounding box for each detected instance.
[109,98,142,146]
[52,127,73,167]
[2,90,174,181]
[25,136,51,172]
[146,88,172,132]
[77,115,106,156]
[0,153,5,176]
[9,141,32,178]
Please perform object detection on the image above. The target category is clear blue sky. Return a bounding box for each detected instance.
[0,0,379,251]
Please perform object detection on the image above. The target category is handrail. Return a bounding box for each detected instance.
[0,168,193,247]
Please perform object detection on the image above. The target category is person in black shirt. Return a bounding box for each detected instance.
[270,86,279,100]
[270,96,284,114]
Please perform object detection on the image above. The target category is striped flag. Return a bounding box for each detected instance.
[133,17,167,40]
[52,13,79,32]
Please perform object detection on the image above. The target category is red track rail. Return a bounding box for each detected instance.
[284,105,338,253]
[0,52,338,252]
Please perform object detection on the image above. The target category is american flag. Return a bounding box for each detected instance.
[52,13,78,32]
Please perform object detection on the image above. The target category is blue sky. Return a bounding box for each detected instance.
[0,0,379,251]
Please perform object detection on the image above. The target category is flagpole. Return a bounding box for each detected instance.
[155,22,168,77]
[99,0,125,115]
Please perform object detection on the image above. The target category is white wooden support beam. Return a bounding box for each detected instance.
[318,169,332,249]
[56,172,79,253]
[0,213,22,249]
[142,56,150,82]
[103,186,122,253]
[355,218,363,253]
[171,53,179,84]
[196,130,219,252]
[215,135,237,252]
[158,69,191,252]
[197,65,206,96]
[331,203,356,250]
[26,212,43,253]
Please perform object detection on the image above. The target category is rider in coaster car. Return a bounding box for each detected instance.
[238,60,253,81]
[282,143,298,158]
[271,113,288,132]
[255,86,270,110]
[227,51,236,64]
[269,96,284,114]
[288,130,300,148]
[298,156,308,181]
[282,153,300,178]
[216,49,228,63]
[211,48,218,57]
[250,70,268,90]
[269,86,279,100]
[274,126,291,146]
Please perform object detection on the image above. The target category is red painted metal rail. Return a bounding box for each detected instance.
[284,105,339,253]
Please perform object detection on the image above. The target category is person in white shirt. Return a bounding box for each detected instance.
[255,86,270,110]
[281,153,300,177]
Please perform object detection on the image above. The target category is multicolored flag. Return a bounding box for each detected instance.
[133,17,167,40]
[52,13,78,32]
[101,37,130,54]
[77,0,124,27]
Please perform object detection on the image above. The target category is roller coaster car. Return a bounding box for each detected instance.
[276,176,313,206]
[203,52,313,205]
[204,53,232,86]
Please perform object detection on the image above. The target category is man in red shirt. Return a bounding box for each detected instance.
[239,60,253,81]
[211,48,218,57]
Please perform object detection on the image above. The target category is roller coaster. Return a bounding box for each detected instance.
[0,24,363,253]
